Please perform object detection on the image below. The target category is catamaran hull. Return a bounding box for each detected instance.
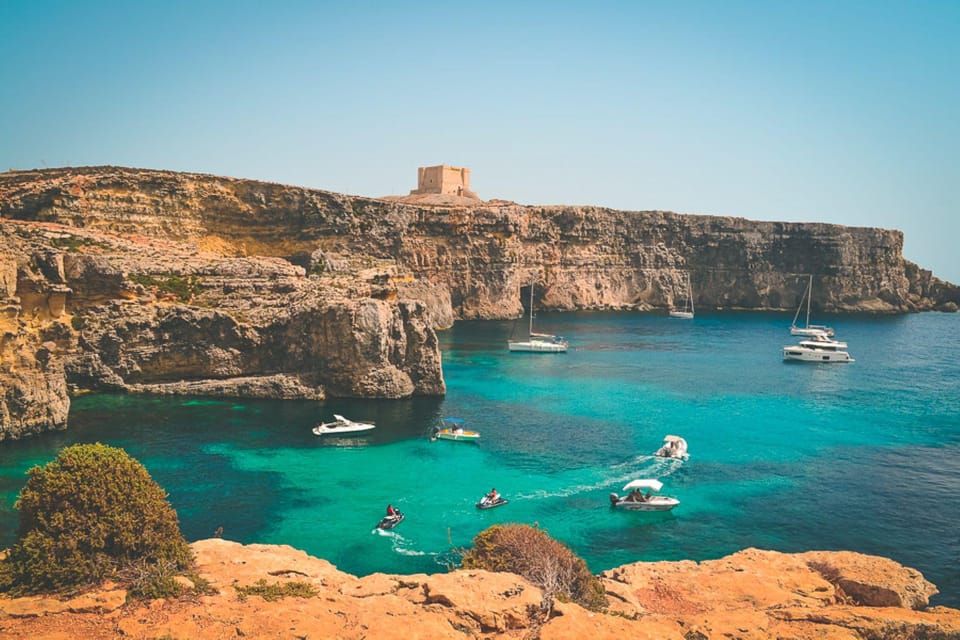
[782,348,854,363]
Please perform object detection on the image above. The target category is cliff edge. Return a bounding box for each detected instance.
[2,166,957,440]
[1,539,957,639]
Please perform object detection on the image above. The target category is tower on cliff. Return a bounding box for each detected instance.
[409,165,479,199]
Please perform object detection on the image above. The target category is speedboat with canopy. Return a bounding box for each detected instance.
[609,479,680,511]
[432,417,481,442]
[312,414,376,435]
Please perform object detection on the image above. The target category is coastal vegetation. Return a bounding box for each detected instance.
[234,578,319,601]
[0,443,192,597]
[460,523,608,611]
[128,273,203,302]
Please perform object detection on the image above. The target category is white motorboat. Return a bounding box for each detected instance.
[508,280,568,353]
[654,435,689,460]
[312,414,376,435]
[610,479,679,511]
[669,272,694,319]
[783,335,854,363]
[790,275,834,337]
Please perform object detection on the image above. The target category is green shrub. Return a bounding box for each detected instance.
[129,273,202,302]
[234,578,318,602]
[1,443,192,595]
[461,524,608,611]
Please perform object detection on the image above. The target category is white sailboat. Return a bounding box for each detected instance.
[790,275,834,337]
[669,272,694,319]
[508,281,568,353]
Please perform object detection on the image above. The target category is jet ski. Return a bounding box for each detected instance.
[476,495,508,510]
[377,512,404,530]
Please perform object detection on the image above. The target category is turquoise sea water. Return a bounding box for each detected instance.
[2,312,958,605]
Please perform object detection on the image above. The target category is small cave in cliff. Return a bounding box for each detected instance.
[518,284,547,313]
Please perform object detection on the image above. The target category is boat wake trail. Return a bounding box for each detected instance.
[513,456,684,500]
[372,527,435,558]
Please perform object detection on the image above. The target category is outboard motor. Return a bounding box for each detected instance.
[609,493,620,505]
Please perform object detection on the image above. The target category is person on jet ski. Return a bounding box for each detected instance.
[386,504,399,517]
[486,488,500,502]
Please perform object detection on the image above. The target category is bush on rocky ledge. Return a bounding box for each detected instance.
[460,523,608,611]
[0,443,192,596]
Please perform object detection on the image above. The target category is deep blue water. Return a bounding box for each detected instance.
[1,311,958,605]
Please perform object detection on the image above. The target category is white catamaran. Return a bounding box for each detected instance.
[669,272,694,319]
[508,281,568,353]
[791,274,834,337]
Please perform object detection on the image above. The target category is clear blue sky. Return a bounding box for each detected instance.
[2,1,957,282]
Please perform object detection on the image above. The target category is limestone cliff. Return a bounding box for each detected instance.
[1,166,957,440]
[0,215,445,441]
[0,250,73,439]
[2,166,955,322]
[1,540,958,639]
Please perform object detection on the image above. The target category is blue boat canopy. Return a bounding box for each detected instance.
[442,417,465,424]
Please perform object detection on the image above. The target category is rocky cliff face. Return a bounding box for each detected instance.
[1,166,957,440]
[0,211,445,441]
[0,249,73,439]
[3,166,956,321]
[1,540,957,639]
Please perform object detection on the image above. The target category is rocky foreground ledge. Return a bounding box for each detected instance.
[1,540,957,639]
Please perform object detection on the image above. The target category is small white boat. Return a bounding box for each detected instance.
[610,479,679,511]
[783,335,854,363]
[508,280,568,353]
[790,275,835,337]
[669,272,694,319]
[312,414,376,435]
[432,417,480,442]
[655,435,689,460]
[508,333,569,352]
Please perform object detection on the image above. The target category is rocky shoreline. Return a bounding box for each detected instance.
[2,166,958,441]
[1,539,957,639]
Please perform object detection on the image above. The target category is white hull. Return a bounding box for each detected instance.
[312,414,376,435]
[791,276,833,337]
[669,311,694,319]
[508,340,568,353]
[435,430,480,442]
[655,449,689,460]
[612,497,679,512]
[313,422,375,435]
[790,325,834,337]
[782,347,854,363]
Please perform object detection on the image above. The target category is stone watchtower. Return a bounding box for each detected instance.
[409,165,479,199]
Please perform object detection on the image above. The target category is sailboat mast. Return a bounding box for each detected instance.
[806,275,812,328]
